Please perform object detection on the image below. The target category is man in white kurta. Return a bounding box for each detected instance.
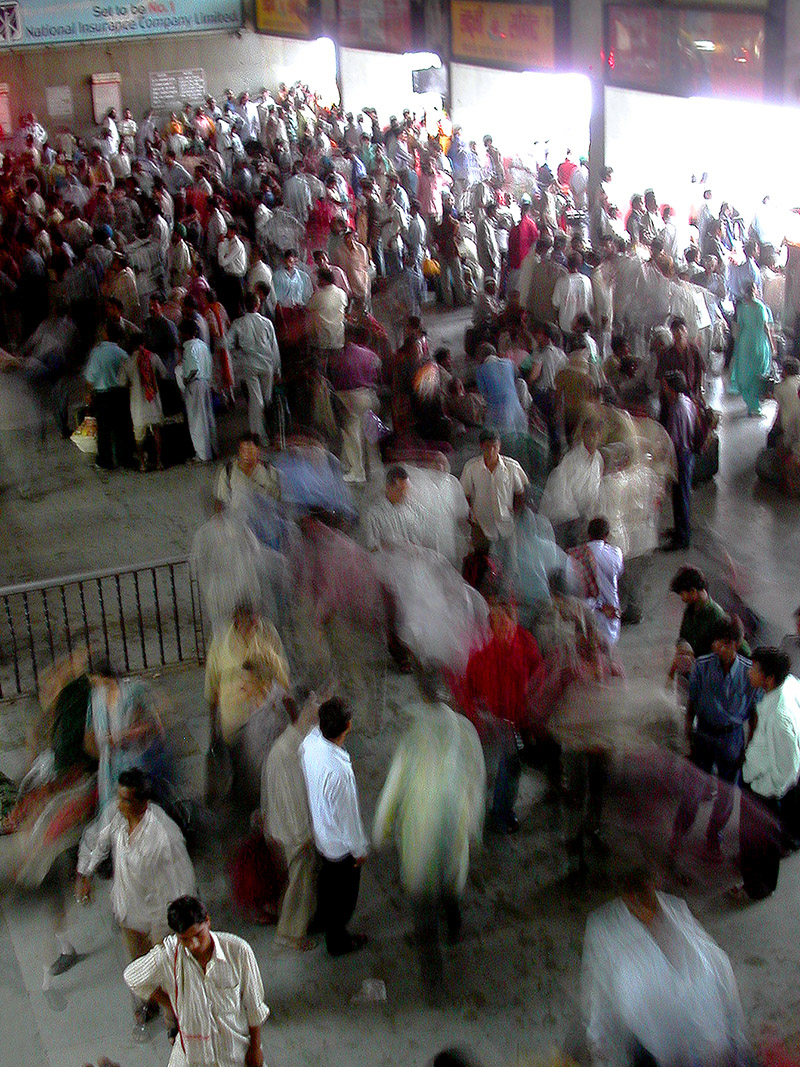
[77,769,195,1030]
[538,417,604,545]
[582,872,746,1067]
[180,327,217,462]
[261,688,319,950]
[124,896,269,1067]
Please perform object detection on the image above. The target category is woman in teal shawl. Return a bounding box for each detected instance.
[730,281,775,416]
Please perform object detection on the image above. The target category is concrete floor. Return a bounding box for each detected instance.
[1,305,800,1067]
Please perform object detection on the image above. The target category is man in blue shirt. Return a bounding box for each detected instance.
[84,321,134,470]
[272,249,313,309]
[670,614,760,860]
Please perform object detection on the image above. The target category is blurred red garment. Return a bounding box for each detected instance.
[461,624,544,730]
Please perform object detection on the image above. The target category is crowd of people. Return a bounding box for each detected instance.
[0,77,800,1067]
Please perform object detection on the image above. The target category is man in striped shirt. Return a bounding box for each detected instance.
[124,895,269,1067]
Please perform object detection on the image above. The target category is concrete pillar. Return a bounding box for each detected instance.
[568,0,604,194]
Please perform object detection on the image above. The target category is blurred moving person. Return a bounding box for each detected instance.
[582,867,747,1067]
[261,685,320,951]
[373,669,485,1000]
[460,599,544,833]
[76,767,196,1039]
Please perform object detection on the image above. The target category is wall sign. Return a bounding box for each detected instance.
[254,0,311,37]
[451,1,555,71]
[338,0,411,53]
[0,0,241,48]
[45,85,74,118]
[150,68,207,109]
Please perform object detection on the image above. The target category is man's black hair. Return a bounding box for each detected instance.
[751,647,791,687]
[167,895,209,934]
[118,767,150,802]
[670,565,708,594]
[319,698,351,741]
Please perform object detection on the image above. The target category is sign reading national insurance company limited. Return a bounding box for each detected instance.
[0,0,242,47]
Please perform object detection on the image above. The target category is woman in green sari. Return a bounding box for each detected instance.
[730,281,775,416]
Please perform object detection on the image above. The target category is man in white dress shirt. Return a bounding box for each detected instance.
[125,895,269,1067]
[736,648,800,900]
[76,767,196,1037]
[300,698,369,956]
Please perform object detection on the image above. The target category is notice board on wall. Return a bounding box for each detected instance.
[45,84,74,118]
[90,71,121,124]
[149,68,207,110]
[0,84,11,138]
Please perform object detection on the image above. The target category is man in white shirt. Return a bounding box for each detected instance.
[226,293,281,437]
[218,223,249,319]
[539,415,605,547]
[460,430,529,564]
[124,895,269,1066]
[76,768,196,1038]
[364,466,426,550]
[215,431,281,511]
[569,517,624,648]
[552,251,594,334]
[262,685,320,951]
[736,648,800,900]
[306,267,348,357]
[300,698,369,956]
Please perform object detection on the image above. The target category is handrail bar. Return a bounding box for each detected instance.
[0,556,191,597]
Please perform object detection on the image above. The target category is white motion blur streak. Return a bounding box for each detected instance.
[581,893,747,1067]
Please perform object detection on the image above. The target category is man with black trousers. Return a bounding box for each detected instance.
[733,648,800,900]
[300,698,368,955]
[84,319,135,470]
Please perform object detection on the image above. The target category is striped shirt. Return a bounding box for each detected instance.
[124,931,269,1067]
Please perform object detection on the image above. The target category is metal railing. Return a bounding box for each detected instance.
[0,557,206,700]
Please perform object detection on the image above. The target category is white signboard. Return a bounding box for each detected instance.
[90,71,121,124]
[0,83,10,139]
[45,85,74,118]
[149,68,206,110]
